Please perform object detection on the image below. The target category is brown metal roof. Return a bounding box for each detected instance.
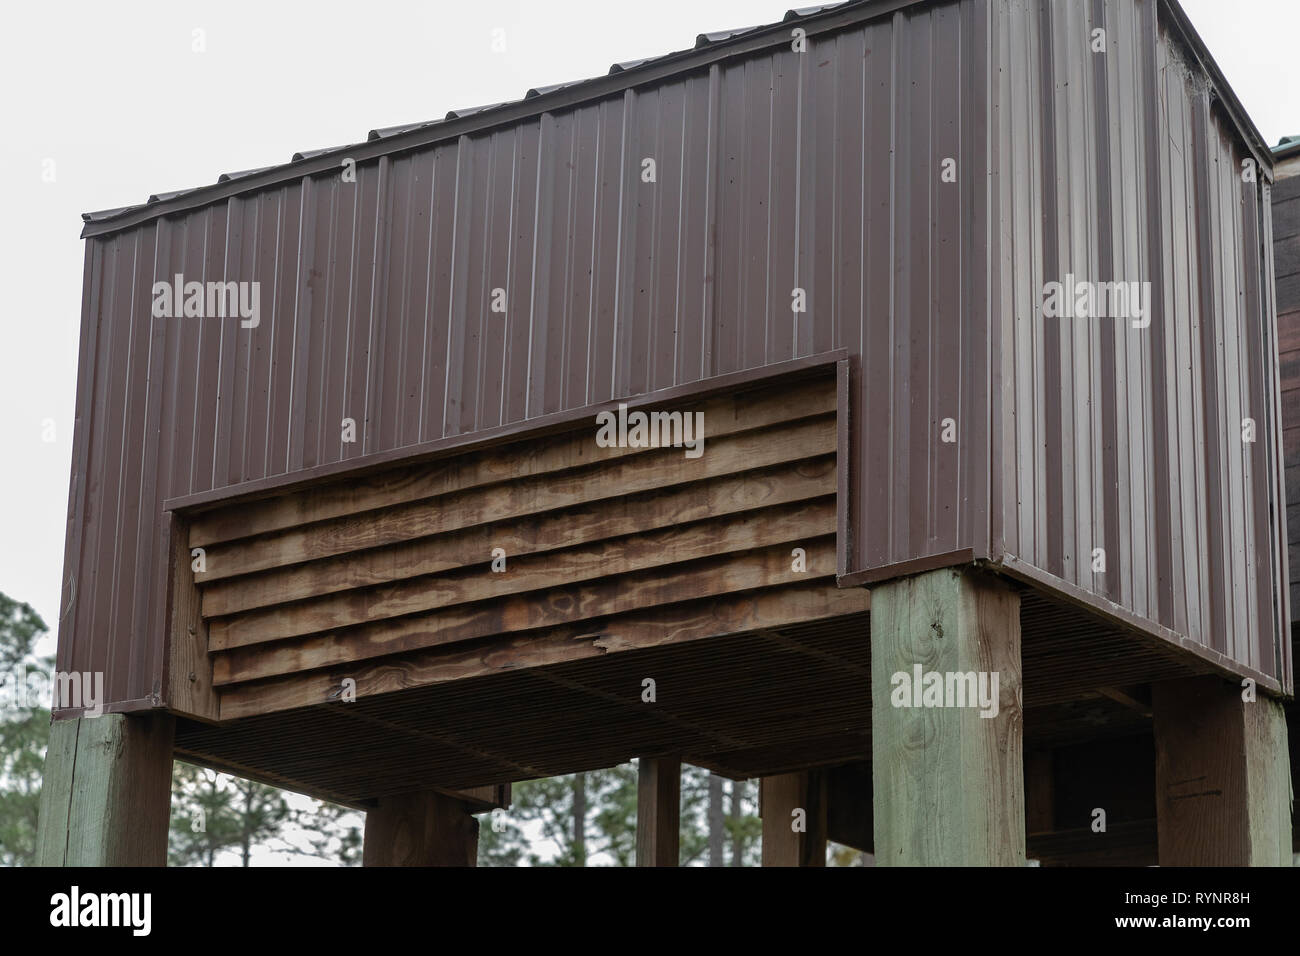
[79,0,1272,238]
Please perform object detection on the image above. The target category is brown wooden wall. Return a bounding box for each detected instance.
[174,367,866,721]
[1275,172,1300,618]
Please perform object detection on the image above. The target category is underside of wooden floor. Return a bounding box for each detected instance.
[174,585,1207,815]
[170,358,1222,864]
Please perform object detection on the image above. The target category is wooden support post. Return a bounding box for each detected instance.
[363,790,479,866]
[761,771,828,866]
[1024,748,1054,838]
[431,783,511,812]
[636,757,680,866]
[165,513,219,722]
[1290,707,1300,855]
[825,761,872,854]
[1153,676,1293,866]
[36,713,175,866]
[1024,737,1158,866]
[870,567,1024,866]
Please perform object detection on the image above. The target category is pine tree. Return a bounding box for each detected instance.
[168,762,361,866]
[0,594,51,867]
[707,772,725,866]
[479,762,762,866]
[728,778,762,866]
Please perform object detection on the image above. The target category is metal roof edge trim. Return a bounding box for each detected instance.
[162,348,850,514]
[836,548,979,588]
[1159,0,1274,181]
[78,0,1274,239]
[216,165,277,183]
[79,0,921,239]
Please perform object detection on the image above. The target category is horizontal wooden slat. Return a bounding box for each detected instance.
[200,455,836,617]
[1274,195,1300,241]
[1279,274,1300,318]
[216,579,873,720]
[1275,310,1300,355]
[1278,349,1300,393]
[1275,234,1300,282]
[1284,387,1300,428]
[212,537,839,686]
[189,377,837,548]
[195,414,835,583]
[209,496,837,649]
[1284,426,1300,470]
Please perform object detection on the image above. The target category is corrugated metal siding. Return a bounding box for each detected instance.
[991,0,1288,684]
[58,0,1289,709]
[60,0,995,708]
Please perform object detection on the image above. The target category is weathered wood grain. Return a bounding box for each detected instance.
[363,790,479,866]
[36,714,175,866]
[164,514,220,721]
[432,784,511,811]
[209,497,835,650]
[189,378,836,548]
[212,536,838,685]
[636,757,681,867]
[1024,748,1054,836]
[217,580,872,719]
[1153,675,1293,865]
[761,771,828,866]
[194,414,834,582]
[870,568,1025,866]
[200,454,834,617]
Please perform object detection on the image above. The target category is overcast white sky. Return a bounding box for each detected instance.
[1,0,1296,656]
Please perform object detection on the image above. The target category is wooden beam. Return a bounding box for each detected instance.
[36,714,175,866]
[1290,706,1300,854]
[1025,736,1158,866]
[636,757,680,866]
[761,771,828,865]
[363,790,479,866]
[1153,676,1293,866]
[1097,685,1152,717]
[825,761,872,852]
[1027,820,1158,866]
[164,513,219,721]
[431,783,511,812]
[1024,748,1054,837]
[870,567,1025,865]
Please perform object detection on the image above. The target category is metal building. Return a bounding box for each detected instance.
[38,0,1293,867]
